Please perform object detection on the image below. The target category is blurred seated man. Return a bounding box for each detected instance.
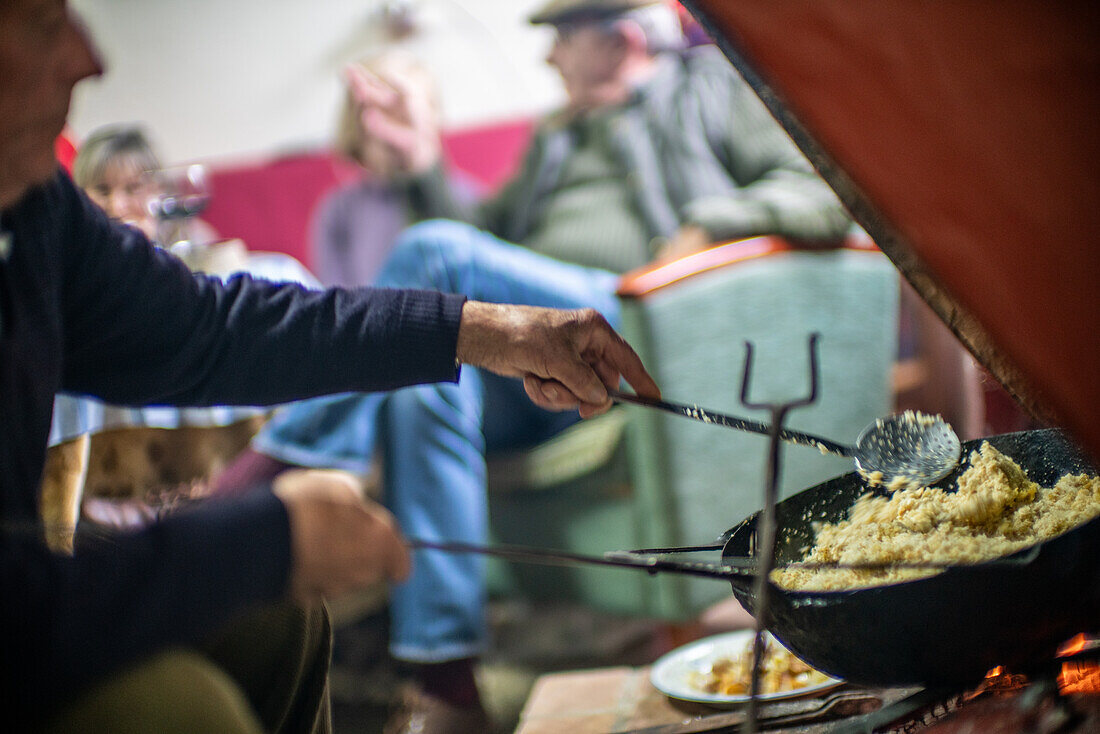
[216,1,851,729]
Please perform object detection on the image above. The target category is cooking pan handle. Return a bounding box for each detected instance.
[619,525,741,555]
[408,539,755,580]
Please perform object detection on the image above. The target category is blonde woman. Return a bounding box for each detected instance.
[311,52,476,288]
[73,125,219,247]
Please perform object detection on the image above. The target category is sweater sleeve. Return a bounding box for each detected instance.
[679,55,852,243]
[2,490,294,714]
[57,180,465,408]
[1,174,466,718]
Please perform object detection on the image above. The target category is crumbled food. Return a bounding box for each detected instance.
[772,442,1100,591]
[689,636,832,696]
[902,409,937,429]
[861,469,885,486]
[886,474,912,492]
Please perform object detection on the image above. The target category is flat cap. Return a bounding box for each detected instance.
[528,0,662,26]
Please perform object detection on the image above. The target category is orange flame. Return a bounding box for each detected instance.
[1058,633,1091,657]
[1059,662,1100,695]
[1057,634,1099,695]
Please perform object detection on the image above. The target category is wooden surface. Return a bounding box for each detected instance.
[514,666,909,733]
[514,667,710,733]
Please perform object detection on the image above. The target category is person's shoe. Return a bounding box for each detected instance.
[382,683,492,734]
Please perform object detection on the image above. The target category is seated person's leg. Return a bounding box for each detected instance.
[379,358,580,699]
[213,392,384,495]
[381,375,490,667]
[378,376,490,726]
[202,601,333,734]
[41,602,332,734]
[249,392,384,475]
[377,220,622,319]
[41,650,265,734]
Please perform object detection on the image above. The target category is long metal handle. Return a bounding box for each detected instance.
[406,538,753,580]
[405,538,1004,578]
[610,390,852,457]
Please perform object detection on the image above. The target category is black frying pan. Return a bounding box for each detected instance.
[721,427,1100,686]
[412,428,1099,686]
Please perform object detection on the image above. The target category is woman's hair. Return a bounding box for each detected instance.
[72,125,161,190]
[334,52,438,171]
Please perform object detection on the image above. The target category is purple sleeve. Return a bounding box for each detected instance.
[310,186,349,288]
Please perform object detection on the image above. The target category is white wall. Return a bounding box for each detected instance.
[68,0,565,165]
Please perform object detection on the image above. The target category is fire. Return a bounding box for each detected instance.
[1058,633,1092,657]
[1060,662,1100,695]
[973,635,1100,697]
[969,665,1028,699]
[1057,634,1100,695]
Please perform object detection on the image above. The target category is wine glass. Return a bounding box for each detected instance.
[148,163,212,254]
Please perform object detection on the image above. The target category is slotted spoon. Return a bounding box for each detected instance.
[610,390,961,490]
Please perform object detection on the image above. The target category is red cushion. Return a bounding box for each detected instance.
[202,118,534,270]
[55,127,79,174]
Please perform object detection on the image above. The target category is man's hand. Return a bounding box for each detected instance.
[456,301,661,419]
[273,469,411,603]
[344,64,441,176]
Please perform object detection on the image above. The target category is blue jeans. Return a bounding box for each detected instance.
[254,220,621,662]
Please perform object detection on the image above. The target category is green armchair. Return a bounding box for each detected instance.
[485,235,899,620]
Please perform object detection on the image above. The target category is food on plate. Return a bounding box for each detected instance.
[688,634,832,696]
[772,442,1100,591]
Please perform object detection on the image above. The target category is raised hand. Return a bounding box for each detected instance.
[344,63,441,175]
[455,301,661,419]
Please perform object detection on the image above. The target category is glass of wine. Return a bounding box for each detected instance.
[148,163,212,254]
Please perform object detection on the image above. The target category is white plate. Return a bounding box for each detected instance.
[649,630,843,707]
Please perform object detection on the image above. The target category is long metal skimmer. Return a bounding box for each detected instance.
[609,392,961,491]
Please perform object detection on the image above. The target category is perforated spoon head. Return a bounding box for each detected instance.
[853,411,962,491]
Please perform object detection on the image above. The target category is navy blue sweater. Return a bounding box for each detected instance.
[0,172,465,713]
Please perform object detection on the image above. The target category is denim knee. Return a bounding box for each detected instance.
[393,219,481,265]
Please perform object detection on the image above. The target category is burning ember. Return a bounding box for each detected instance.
[965,665,1029,700]
[1058,634,1100,695]
[967,634,1100,697]
[893,635,1100,733]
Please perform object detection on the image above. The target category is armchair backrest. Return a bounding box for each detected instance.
[618,236,899,617]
